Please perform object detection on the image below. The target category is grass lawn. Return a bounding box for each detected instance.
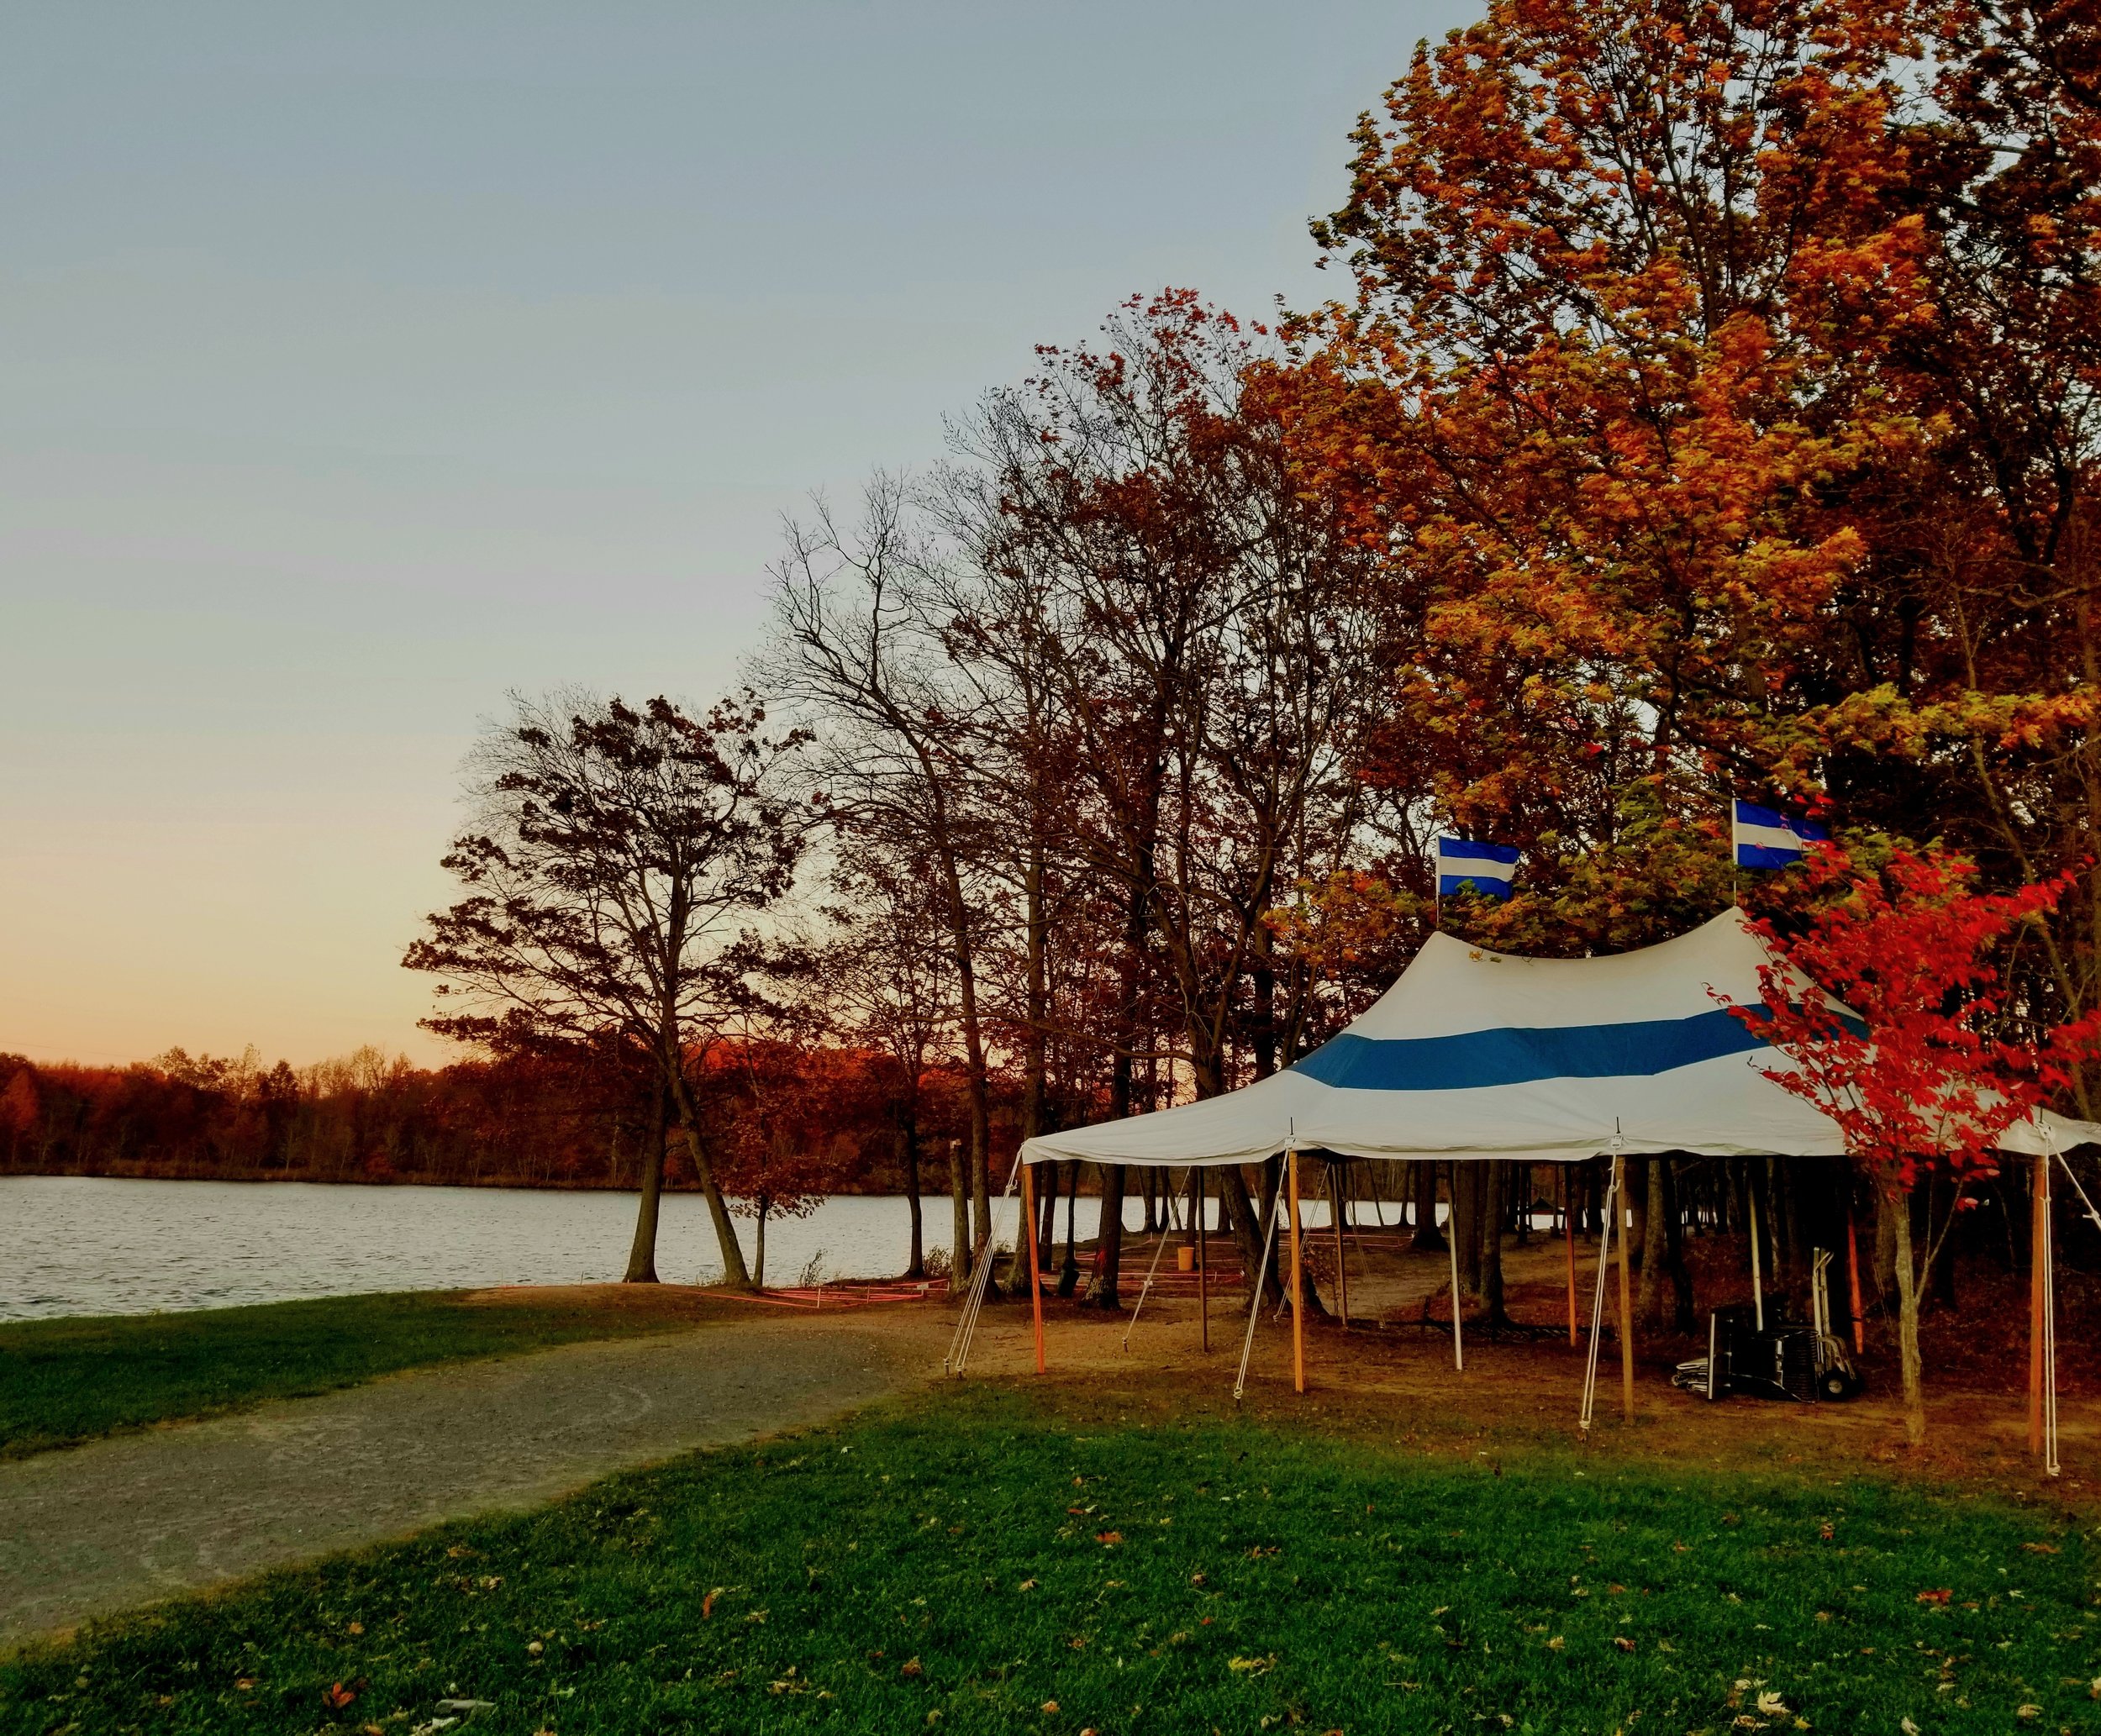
[1,1383,2092,1735]
[0,1288,725,1459]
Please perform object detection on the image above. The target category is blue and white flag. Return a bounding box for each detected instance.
[1732,799,1829,870]
[1436,836,1519,901]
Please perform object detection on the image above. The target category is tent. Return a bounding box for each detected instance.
[981,909,2099,1456]
[1018,909,2101,1170]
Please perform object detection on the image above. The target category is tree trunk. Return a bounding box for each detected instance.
[1889,1184,1928,1445]
[623,1080,668,1283]
[1411,1159,1445,1250]
[1638,1158,1670,1323]
[667,1069,751,1290]
[1481,1160,1508,1323]
[948,1137,970,1286]
[756,1199,769,1289]
[1089,1164,1128,1309]
[1058,1160,1081,1296]
[901,1121,925,1281]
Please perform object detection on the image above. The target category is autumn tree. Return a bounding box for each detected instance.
[938,292,1386,1307]
[1731,841,2100,1444]
[403,691,808,1287]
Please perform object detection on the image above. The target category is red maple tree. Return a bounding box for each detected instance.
[1731,842,2100,1443]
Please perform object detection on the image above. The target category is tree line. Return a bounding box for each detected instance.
[398,0,2101,1303]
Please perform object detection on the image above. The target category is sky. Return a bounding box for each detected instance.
[0,0,1474,1069]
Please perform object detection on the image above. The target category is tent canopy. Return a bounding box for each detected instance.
[1019,910,2101,1169]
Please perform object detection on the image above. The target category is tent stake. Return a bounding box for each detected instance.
[1447,1161,1465,1373]
[1289,1147,1306,1395]
[1020,1160,1045,1376]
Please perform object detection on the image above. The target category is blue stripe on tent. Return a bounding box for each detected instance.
[1289,1006,1775,1092]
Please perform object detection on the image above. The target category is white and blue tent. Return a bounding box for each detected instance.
[1019,910,2101,1170]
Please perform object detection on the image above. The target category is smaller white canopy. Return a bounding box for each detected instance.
[1019,911,2101,1169]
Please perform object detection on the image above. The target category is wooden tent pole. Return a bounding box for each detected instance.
[1844,1193,1865,1355]
[1289,1146,1306,1395]
[1195,1166,1208,1352]
[1332,1160,1351,1327]
[2030,1149,2048,1457]
[1614,1152,1635,1420]
[1564,1166,1579,1348]
[1020,1160,1045,1375]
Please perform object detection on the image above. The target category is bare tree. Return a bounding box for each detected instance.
[403,690,808,1286]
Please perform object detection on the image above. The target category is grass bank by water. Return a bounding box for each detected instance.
[0,1287,726,1459]
[2,1381,2092,1734]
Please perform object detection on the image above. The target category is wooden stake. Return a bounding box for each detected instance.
[2030,1150,2049,1457]
[1021,1161,1045,1375]
[1614,1153,1635,1420]
[1195,1166,1208,1351]
[1288,1146,1305,1395]
[1844,1196,1865,1355]
[1564,1168,1579,1348]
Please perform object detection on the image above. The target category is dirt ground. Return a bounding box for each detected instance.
[956,1230,2098,1516]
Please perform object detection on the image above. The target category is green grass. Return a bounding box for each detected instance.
[0,1289,720,1459]
[3,1385,2093,1735]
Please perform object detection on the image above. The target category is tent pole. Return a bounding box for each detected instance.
[1330,1160,1351,1327]
[1747,1180,1764,1332]
[1124,1169,1193,1351]
[1844,1192,1865,1355]
[1021,1160,1045,1376]
[1615,1150,1635,1420]
[1446,1161,1465,1373]
[1196,1166,1208,1352]
[1577,1156,1619,1434]
[1233,1181,1286,1403]
[1564,1168,1578,1348]
[2030,1149,2047,1458]
[1289,1146,1306,1395]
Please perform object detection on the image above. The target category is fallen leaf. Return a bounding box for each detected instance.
[2021,1542,2061,1555]
[1190,1571,1207,1586]
[900,1659,924,1678]
[702,1591,717,1619]
[324,1682,357,1710]
[1756,1691,1788,1716]
[1017,1579,1039,1591]
[2016,1705,2042,1720]
[1916,1589,1953,1605]
[1096,1531,1123,1545]
[1041,1702,1059,1714]
[1228,1654,1275,1674]
[1613,1637,1636,1653]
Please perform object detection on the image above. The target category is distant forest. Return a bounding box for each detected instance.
[0,1043,977,1194]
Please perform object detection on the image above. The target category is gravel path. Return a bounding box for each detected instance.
[0,1313,931,1651]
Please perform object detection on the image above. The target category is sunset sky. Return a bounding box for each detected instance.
[2,1,1469,1068]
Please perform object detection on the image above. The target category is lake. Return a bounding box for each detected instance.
[1,1176,1340,1321]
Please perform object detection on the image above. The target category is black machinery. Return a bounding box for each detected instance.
[1672,1248,1861,1403]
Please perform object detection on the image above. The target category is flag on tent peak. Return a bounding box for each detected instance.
[1436,836,1519,901]
[1733,799,1829,870]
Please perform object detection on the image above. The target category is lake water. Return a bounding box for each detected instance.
[1,1176,1348,1321]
